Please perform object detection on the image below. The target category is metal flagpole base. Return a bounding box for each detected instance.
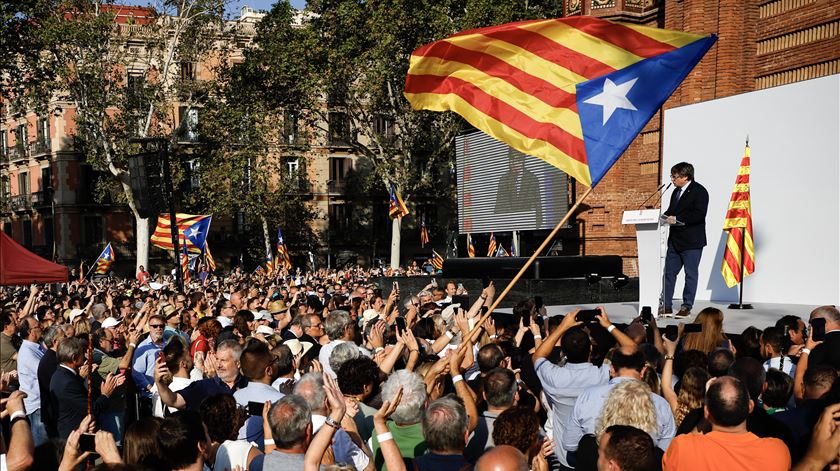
[728,303,754,309]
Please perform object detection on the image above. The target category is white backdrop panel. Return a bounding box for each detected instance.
[662,74,839,306]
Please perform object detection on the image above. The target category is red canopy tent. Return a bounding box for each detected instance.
[0,231,68,285]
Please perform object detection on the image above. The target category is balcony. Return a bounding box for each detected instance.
[31,190,52,209]
[31,139,51,158]
[11,194,32,212]
[327,179,347,194]
[8,145,27,163]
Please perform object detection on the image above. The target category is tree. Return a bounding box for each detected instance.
[251,0,567,268]
[6,0,232,271]
[189,1,318,269]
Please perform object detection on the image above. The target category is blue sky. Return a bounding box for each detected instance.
[119,0,307,16]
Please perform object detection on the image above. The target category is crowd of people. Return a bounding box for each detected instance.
[1,265,839,471]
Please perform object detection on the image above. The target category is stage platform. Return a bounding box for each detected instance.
[513,300,820,335]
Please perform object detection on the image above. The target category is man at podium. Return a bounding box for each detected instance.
[661,162,709,318]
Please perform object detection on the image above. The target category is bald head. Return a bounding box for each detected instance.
[705,376,752,428]
[475,445,528,471]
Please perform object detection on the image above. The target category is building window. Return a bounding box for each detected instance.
[373,115,395,143]
[1,176,9,198]
[329,203,351,233]
[328,112,351,147]
[180,62,196,81]
[178,106,199,141]
[18,172,29,195]
[36,117,49,143]
[329,157,351,192]
[45,216,54,252]
[187,159,200,189]
[83,215,104,245]
[283,109,300,145]
[1,129,7,156]
[22,219,32,248]
[285,158,299,175]
[41,167,52,191]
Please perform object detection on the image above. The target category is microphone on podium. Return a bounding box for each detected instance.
[651,182,673,208]
[637,182,669,210]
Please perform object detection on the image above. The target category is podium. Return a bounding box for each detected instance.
[622,209,666,314]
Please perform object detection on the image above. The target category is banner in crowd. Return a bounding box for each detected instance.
[150,214,212,253]
[405,17,716,187]
[721,145,756,288]
[93,243,115,275]
[277,228,293,270]
[388,183,409,219]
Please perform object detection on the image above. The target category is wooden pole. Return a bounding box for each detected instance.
[86,334,93,415]
[464,186,595,340]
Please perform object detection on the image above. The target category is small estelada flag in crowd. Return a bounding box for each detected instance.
[721,144,755,288]
[151,214,212,253]
[467,234,476,258]
[432,249,445,270]
[404,17,715,188]
[204,242,217,272]
[93,243,115,274]
[277,227,293,270]
[265,246,275,276]
[420,218,430,248]
[495,244,510,257]
[180,234,191,284]
[388,183,409,219]
[487,233,497,257]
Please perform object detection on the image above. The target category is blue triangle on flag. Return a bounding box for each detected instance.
[576,36,716,187]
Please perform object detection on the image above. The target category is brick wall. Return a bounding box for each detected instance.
[578,0,839,276]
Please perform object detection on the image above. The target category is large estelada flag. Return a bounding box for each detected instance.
[388,183,409,219]
[405,17,716,187]
[151,214,212,254]
[93,243,115,275]
[721,145,755,288]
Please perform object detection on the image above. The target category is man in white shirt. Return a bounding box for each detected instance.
[233,341,284,450]
[17,316,47,446]
[319,310,367,378]
[152,337,195,417]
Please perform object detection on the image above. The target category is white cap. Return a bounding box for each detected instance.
[362,309,380,323]
[217,316,233,328]
[101,317,122,329]
[69,309,86,323]
[284,339,314,357]
[256,325,275,336]
[255,310,273,322]
[148,282,164,291]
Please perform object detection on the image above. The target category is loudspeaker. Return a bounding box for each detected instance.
[126,150,166,219]
[442,255,624,280]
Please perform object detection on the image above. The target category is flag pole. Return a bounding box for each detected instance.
[464,185,594,340]
[728,227,753,309]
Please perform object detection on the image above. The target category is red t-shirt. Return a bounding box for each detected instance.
[137,270,151,285]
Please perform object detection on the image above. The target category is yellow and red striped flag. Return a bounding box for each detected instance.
[204,242,217,272]
[467,234,475,258]
[180,234,191,284]
[432,249,444,270]
[405,17,715,187]
[486,233,497,257]
[721,145,755,288]
[93,243,115,275]
[420,219,430,248]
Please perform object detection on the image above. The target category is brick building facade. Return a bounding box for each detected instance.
[574,0,840,275]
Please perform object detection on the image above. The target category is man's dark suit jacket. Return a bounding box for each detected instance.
[664,181,709,251]
[494,169,542,227]
[808,331,840,370]
[50,365,110,439]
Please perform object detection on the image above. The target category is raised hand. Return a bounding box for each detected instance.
[100,372,126,398]
[0,390,27,419]
[374,386,403,424]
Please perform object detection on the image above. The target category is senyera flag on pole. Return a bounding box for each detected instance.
[405,17,716,187]
[721,145,755,288]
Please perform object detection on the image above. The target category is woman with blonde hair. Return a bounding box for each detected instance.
[595,380,658,440]
[681,307,727,354]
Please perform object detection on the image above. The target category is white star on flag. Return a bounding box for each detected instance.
[584,77,639,125]
[186,227,199,239]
